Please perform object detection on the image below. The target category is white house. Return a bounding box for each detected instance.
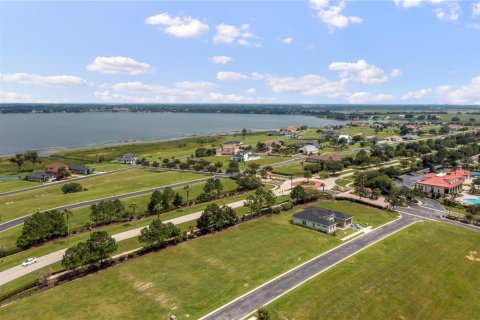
[298,145,319,155]
[292,207,352,234]
[115,153,138,164]
[338,134,353,143]
[230,151,261,162]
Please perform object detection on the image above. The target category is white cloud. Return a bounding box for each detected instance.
[0,91,33,102]
[246,88,257,94]
[309,0,363,31]
[210,56,233,64]
[347,92,394,104]
[212,23,256,46]
[281,37,293,44]
[217,71,248,81]
[391,68,403,77]
[329,59,388,84]
[435,84,453,94]
[401,88,432,100]
[467,23,480,29]
[473,2,480,18]
[265,74,348,98]
[145,13,209,38]
[1,73,88,87]
[96,81,276,103]
[393,0,425,9]
[433,2,461,21]
[437,76,480,104]
[86,56,151,75]
[174,81,216,90]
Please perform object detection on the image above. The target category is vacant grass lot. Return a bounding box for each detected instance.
[0,170,204,222]
[0,179,40,194]
[0,206,342,319]
[272,162,306,176]
[268,222,480,320]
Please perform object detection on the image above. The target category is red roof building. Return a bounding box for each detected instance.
[44,162,69,176]
[416,168,470,196]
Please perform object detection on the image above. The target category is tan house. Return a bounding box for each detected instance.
[281,125,301,133]
[216,144,241,156]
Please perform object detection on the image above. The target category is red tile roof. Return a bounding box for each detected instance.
[417,169,469,188]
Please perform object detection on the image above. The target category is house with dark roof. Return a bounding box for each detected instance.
[292,206,353,234]
[69,164,94,175]
[24,172,56,183]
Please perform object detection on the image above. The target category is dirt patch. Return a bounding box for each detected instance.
[134,281,154,292]
[399,316,407,320]
[465,251,480,262]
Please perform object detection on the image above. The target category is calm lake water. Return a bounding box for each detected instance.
[0,112,346,155]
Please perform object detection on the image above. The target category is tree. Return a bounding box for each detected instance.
[236,173,262,191]
[57,166,71,179]
[62,242,90,270]
[147,190,163,214]
[183,184,191,203]
[386,190,402,209]
[129,202,138,220]
[90,199,128,225]
[24,151,40,166]
[197,203,238,234]
[354,149,370,168]
[138,219,181,248]
[17,210,67,249]
[303,170,312,181]
[245,188,276,215]
[256,306,271,320]
[62,182,83,194]
[241,128,248,136]
[203,178,223,198]
[63,209,73,244]
[9,153,25,171]
[87,231,117,263]
[290,185,307,203]
[226,160,240,174]
[172,192,184,207]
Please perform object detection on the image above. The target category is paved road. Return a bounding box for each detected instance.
[0,166,140,197]
[0,174,227,232]
[0,199,248,286]
[200,215,419,320]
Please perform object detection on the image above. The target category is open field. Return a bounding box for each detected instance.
[0,170,204,223]
[272,162,306,176]
[0,178,239,253]
[268,222,480,320]
[0,179,40,194]
[0,205,343,319]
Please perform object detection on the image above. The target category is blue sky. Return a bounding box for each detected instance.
[0,0,479,104]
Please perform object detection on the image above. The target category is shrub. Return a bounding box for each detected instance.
[281,201,293,211]
[62,182,83,194]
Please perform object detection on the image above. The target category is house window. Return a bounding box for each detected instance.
[302,220,306,226]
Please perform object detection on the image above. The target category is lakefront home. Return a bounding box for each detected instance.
[115,153,138,164]
[69,164,94,175]
[44,162,69,177]
[230,150,261,162]
[216,144,241,156]
[24,172,56,183]
[298,145,319,155]
[292,207,353,234]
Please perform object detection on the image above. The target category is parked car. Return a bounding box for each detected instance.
[21,257,37,267]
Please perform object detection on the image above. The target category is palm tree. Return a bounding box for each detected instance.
[85,221,94,235]
[289,175,294,189]
[184,184,191,203]
[63,209,73,244]
[154,203,163,219]
[129,202,138,220]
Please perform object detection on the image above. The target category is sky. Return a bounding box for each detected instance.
[0,0,479,105]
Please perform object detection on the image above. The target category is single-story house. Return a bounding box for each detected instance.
[216,144,241,156]
[69,164,94,175]
[385,135,403,142]
[338,134,353,143]
[306,152,342,163]
[448,124,463,131]
[264,140,284,153]
[298,145,319,155]
[416,168,470,196]
[230,151,261,162]
[115,153,138,164]
[402,134,419,140]
[292,207,353,234]
[24,172,56,183]
[44,162,69,177]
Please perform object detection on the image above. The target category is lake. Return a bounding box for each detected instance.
[0,112,347,155]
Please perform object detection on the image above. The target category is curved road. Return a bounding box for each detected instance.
[0,174,228,232]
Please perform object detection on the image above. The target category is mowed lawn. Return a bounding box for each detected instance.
[0,209,341,319]
[0,179,40,194]
[268,222,480,320]
[0,170,205,222]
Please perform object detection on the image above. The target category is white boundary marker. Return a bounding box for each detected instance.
[199,214,416,320]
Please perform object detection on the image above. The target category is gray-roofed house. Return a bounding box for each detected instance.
[292,206,353,234]
[115,153,138,164]
[24,172,56,183]
[69,164,94,175]
[298,145,319,155]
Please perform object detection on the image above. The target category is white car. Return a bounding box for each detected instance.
[21,257,38,267]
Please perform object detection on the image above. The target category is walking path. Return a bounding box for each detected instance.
[0,199,247,286]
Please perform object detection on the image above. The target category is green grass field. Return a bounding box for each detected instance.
[268,222,480,320]
[0,178,239,254]
[335,177,354,188]
[0,206,343,319]
[0,170,205,223]
[272,162,306,176]
[0,179,40,194]
[0,200,400,319]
